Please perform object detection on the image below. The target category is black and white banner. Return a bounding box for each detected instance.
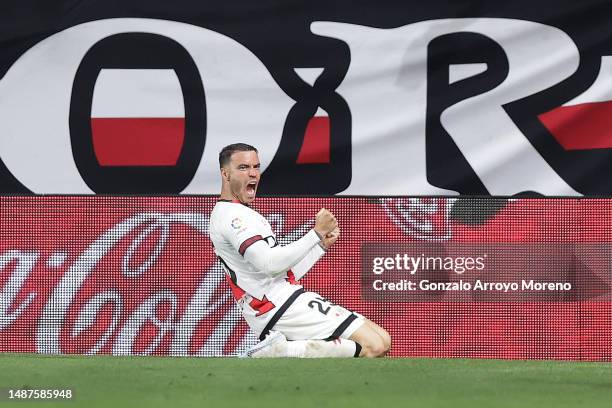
[1,0,612,195]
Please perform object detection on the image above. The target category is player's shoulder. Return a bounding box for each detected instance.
[211,201,265,241]
[211,200,257,224]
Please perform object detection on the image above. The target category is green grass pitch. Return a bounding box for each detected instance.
[1,353,611,408]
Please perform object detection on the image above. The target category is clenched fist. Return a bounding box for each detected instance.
[314,208,337,237]
[320,227,340,250]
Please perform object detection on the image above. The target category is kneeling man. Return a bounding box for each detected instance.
[209,143,391,358]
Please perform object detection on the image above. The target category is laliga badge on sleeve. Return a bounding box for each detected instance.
[231,217,243,229]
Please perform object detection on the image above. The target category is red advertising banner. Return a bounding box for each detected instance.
[0,196,611,360]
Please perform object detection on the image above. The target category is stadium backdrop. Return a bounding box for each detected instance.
[1,0,612,359]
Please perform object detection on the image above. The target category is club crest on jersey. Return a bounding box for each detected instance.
[231,217,243,229]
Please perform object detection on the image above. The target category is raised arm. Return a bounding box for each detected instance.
[241,209,338,278]
[244,230,321,277]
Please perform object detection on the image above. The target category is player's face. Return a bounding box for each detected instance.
[227,151,261,204]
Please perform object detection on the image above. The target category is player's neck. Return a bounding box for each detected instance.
[219,191,246,205]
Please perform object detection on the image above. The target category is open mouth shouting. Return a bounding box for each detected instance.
[245,180,258,200]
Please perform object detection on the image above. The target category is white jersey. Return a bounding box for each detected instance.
[209,199,325,336]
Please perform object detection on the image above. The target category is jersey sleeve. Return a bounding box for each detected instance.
[289,244,326,280]
[243,229,322,278]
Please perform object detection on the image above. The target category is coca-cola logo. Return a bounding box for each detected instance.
[0,211,258,355]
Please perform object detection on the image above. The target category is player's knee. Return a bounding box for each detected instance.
[361,337,387,358]
[380,329,392,353]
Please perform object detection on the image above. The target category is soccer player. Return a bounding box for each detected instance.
[209,143,391,358]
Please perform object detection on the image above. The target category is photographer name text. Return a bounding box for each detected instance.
[372,279,572,292]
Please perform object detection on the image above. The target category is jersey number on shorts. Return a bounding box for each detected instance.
[308,297,333,315]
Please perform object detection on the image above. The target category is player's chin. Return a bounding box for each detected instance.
[242,190,257,203]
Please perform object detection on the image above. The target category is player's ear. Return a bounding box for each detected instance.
[221,166,230,181]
